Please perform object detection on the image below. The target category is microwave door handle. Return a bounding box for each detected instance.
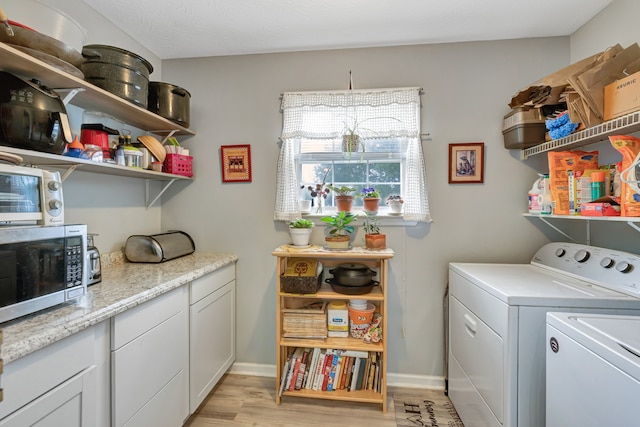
[23,107,33,140]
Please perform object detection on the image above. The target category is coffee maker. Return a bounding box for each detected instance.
[86,234,102,286]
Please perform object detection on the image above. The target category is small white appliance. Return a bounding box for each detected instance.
[448,242,640,427]
[546,312,640,426]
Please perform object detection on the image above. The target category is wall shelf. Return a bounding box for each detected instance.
[524,213,640,244]
[0,42,195,136]
[521,111,640,159]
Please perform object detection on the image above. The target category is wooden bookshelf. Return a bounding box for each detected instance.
[272,247,394,412]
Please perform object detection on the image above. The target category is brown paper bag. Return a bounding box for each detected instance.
[571,43,640,120]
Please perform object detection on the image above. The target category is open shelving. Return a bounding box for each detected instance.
[272,247,394,412]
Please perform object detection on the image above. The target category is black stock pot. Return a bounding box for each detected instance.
[329,263,377,286]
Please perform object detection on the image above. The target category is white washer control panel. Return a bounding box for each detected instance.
[532,242,640,299]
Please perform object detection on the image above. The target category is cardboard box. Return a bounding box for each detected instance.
[604,71,640,121]
[579,202,621,216]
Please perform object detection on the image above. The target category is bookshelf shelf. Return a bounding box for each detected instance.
[272,247,394,413]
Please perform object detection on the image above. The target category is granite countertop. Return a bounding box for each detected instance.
[0,251,238,364]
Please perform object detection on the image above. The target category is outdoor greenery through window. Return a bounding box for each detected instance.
[275,87,431,223]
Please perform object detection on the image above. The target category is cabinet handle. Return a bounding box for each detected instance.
[464,313,477,337]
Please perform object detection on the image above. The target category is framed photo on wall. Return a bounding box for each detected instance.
[220,144,252,182]
[448,142,484,184]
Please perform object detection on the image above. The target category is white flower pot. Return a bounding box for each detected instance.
[289,228,313,246]
[388,201,403,213]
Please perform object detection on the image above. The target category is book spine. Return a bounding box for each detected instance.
[321,353,334,391]
[305,348,321,389]
[278,358,290,397]
[350,357,360,391]
[312,353,326,391]
[326,354,339,391]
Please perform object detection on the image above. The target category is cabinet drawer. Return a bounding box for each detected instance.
[112,287,186,350]
[190,263,235,305]
[0,326,95,419]
[112,305,188,426]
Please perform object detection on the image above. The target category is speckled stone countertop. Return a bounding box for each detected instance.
[0,252,238,364]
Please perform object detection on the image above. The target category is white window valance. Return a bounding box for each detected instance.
[274,87,432,223]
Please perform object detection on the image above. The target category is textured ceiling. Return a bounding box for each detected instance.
[80,0,612,60]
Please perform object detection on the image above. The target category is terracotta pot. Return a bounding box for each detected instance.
[325,235,350,249]
[365,233,386,249]
[363,197,380,213]
[335,195,354,212]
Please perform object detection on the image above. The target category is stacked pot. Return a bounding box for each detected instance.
[325,263,378,295]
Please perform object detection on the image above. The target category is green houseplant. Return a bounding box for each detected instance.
[289,218,314,246]
[321,210,357,249]
[361,211,386,249]
[327,185,356,212]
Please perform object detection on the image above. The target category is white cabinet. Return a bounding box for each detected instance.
[0,325,100,426]
[111,287,189,427]
[189,263,236,412]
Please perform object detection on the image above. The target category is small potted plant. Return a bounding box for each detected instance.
[327,185,357,212]
[361,211,386,249]
[321,210,357,249]
[289,218,314,246]
[359,187,380,213]
[386,194,404,214]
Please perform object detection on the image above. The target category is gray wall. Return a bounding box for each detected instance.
[158,40,567,385]
[11,0,638,386]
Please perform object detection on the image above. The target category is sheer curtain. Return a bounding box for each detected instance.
[274,87,432,223]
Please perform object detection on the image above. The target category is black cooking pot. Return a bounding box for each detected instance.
[325,278,379,295]
[81,44,153,108]
[0,72,71,154]
[147,82,191,128]
[329,263,377,287]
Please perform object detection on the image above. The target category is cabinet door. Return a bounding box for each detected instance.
[112,287,189,427]
[189,280,236,412]
[0,366,96,427]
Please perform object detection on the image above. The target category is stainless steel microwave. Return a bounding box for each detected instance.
[0,224,86,323]
[0,164,64,226]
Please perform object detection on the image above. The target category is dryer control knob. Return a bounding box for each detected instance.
[600,257,615,268]
[555,248,566,257]
[616,261,633,273]
[574,249,590,263]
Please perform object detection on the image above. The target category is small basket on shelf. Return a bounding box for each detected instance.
[163,154,193,177]
[280,258,322,294]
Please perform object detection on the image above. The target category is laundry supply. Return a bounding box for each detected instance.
[610,135,640,216]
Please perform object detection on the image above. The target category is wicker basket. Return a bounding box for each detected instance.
[280,258,322,294]
[163,154,193,177]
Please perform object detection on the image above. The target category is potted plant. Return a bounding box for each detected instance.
[289,218,314,246]
[386,194,404,214]
[321,210,357,249]
[359,187,381,213]
[327,185,356,212]
[342,116,402,158]
[361,211,386,249]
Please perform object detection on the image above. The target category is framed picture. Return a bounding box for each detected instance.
[220,144,252,182]
[448,142,484,184]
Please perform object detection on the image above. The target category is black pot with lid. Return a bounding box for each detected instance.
[329,263,377,287]
[0,71,72,154]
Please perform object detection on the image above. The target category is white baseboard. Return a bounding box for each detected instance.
[228,362,444,390]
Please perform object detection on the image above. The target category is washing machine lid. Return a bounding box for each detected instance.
[450,263,640,308]
[547,312,640,381]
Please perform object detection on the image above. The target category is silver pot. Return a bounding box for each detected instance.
[329,263,377,286]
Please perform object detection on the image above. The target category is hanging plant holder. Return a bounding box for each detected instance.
[342,134,361,153]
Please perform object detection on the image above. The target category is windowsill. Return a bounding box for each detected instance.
[301,210,417,227]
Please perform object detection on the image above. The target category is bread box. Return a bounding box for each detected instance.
[125,231,195,263]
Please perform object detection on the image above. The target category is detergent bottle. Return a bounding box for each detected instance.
[540,174,553,215]
[528,174,544,214]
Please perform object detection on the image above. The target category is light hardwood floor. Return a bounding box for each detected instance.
[184,374,443,427]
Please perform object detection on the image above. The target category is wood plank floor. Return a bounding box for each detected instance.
[184,374,444,427]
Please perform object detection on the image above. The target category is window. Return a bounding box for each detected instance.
[275,88,431,223]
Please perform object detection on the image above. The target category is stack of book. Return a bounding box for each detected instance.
[282,301,327,339]
[279,347,382,395]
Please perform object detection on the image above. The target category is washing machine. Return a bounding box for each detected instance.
[448,242,640,427]
[546,312,640,426]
